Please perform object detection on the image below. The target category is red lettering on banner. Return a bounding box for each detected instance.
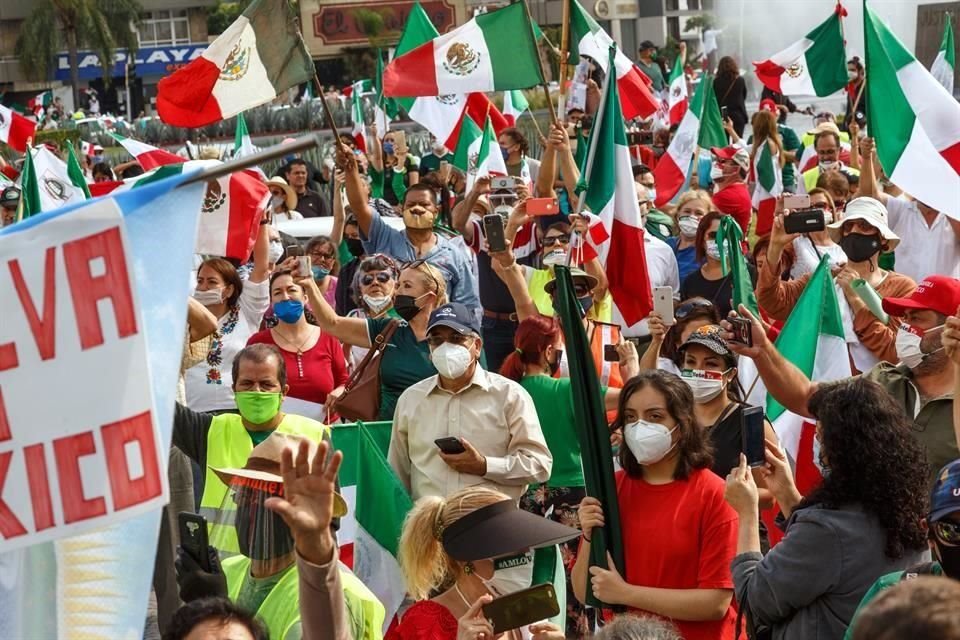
[63,227,138,351]
[101,411,162,510]
[53,431,106,524]
[0,343,17,372]
[0,388,10,442]
[0,451,27,539]
[8,248,57,361]
[24,444,55,532]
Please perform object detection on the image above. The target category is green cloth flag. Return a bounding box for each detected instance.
[233,112,259,159]
[930,14,955,94]
[66,146,91,199]
[452,114,507,192]
[698,75,727,149]
[716,215,758,317]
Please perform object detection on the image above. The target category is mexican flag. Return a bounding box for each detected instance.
[66,146,91,199]
[931,16,955,96]
[384,3,542,98]
[754,9,847,97]
[373,51,398,138]
[347,79,373,152]
[716,215,759,317]
[0,105,35,152]
[503,89,529,125]
[665,54,688,125]
[157,0,314,128]
[652,75,727,207]
[330,423,411,633]
[751,142,782,236]
[20,146,88,218]
[568,0,660,120]
[27,91,52,119]
[233,112,260,159]
[865,2,960,220]
[579,51,652,327]
[452,114,507,192]
[111,134,184,171]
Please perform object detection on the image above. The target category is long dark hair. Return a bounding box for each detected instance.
[717,56,740,81]
[615,371,713,480]
[805,378,928,559]
[662,298,721,363]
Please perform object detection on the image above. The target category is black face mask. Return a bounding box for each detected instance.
[934,538,960,579]
[578,295,594,318]
[393,294,422,321]
[346,237,364,258]
[840,232,881,263]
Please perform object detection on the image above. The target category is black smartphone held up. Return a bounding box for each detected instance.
[783,208,826,235]
[483,213,508,253]
[285,244,304,257]
[482,583,560,634]
[728,317,753,347]
[434,437,467,455]
[741,405,766,467]
[178,512,211,572]
[721,106,729,119]
[603,344,619,362]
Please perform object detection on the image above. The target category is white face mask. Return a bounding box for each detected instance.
[192,287,224,306]
[270,195,285,209]
[678,215,700,238]
[896,323,944,369]
[819,160,840,172]
[646,187,657,203]
[822,209,834,224]
[710,164,724,181]
[479,552,533,597]
[705,239,722,260]
[847,70,858,81]
[542,249,567,266]
[680,369,727,404]
[431,341,474,379]
[362,294,392,313]
[268,240,284,263]
[624,419,678,465]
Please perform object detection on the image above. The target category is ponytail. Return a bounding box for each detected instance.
[499,316,561,382]
[398,495,450,600]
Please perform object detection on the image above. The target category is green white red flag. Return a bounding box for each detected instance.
[20,146,88,217]
[0,104,36,152]
[665,54,688,125]
[503,90,529,125]
[384,3,542,97]
[111,134,184,171]
[27,91,51,119]
[346,79,374,152]
[754,8,848,97]
[930,16,955,96]
[865,1,960,220]
[452,114,507,192]
[233,112,259,159]
[157,0,314,128]
[751,141,783,235]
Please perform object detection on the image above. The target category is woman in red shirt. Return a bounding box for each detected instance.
[572,370,739,640]
[247,270,348,420]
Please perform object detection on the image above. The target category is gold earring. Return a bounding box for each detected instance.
[463,562,474,575]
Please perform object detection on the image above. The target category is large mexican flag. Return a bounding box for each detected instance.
[751,141,783,236]
[754,9,847,97]
[865,1,960,220]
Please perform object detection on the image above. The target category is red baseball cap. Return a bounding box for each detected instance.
[882,276,960,318]
[759,99,778,113]
[710,146,750,171]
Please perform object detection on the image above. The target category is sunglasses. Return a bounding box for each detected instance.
[675,299,715,320]
[933,519,960,545]
[361,272,393,286]
[543,235,571,247]
[426,333,476,348]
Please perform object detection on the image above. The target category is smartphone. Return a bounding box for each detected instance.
[483,213,507,253]
[783,208,826,234]
[285,244,304,257]
[526,198,559,217]
[298,255,311,277]
[178,512,211,572]
[653,286,675,325]
[482,583,560,634]
[434,437,466,455]
[782,194,810,210]
[741,405,766,467]
[721,106,729,119]
[728,317,753,347]
[491,176,516,191]
[603,344,619,362]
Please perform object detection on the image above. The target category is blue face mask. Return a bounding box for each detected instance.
[382,141,395,155]
[312,265,330,281]
[273,299,304,324]
[501,146,511,161]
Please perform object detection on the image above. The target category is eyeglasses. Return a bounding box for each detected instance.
[310,250,336,261]
[543,235,571,247]
[361,272,393,286]
[675,299,715,320]
[933,519,960,545]
[426,333,475,348]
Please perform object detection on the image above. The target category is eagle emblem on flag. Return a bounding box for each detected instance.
[786,62,804,78]
[219,43,251,81]
[202,180,226,213]
[443,43,481,76]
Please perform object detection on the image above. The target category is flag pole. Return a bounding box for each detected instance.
[526,110,546,143]
[558,0,572,120]
[180,135,318,186]
[516,0,559,126]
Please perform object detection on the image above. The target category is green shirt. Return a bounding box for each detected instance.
[367,317,436,421]
[843,562,942,639]
[779,125,801,189]
[637,59,665,92]
[520,375,601,488]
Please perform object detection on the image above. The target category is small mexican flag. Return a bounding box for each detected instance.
[373,51,398,138]
[652,74,726,207]
[751,141,782,236]
[865,1,960,220]
[66,146,91,199]
[930,15,955,95]
[157,0,314,128]
[452,113,507,192]
[665,54,688,125]
[0,104,36,152]
[111,133,184,171]
[503,90,529,125]
[27,91,52,119]
[383,2,542,97]
[754,9,847,97]
[347,79,373,152]
[20,145,88,217]
[716,215,759,317]
[233,112,259,159]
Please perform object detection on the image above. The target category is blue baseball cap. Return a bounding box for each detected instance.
[930,460,960,523]
[427,303,480,336]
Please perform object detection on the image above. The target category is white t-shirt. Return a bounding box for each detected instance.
[790,236,847,280]
[622,234,681,338]
[273,209,303,221]
[184,279,270,411]
[884,196,960,282]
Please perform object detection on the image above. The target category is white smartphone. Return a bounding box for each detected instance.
[783,193,810,210]
[653,286,675,325]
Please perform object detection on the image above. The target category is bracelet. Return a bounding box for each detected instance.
[259,219,271,225]
[582,534,591,543]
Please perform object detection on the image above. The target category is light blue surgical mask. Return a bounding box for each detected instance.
[312,265,330,281]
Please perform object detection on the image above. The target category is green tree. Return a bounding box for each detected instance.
[16,0,142,108]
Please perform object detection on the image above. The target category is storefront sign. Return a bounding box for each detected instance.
[54,44,207,81]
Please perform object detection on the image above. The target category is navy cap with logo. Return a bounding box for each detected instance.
[427,303,480,336]
[930,460,960,523]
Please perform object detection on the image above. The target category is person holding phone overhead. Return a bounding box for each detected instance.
[391,486,577,640]
[572,371,739,639]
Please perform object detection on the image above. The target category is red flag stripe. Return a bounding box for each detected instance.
[225,170,270,261]
[652,153,686,208]
[157,57,224,127]
[753,60,786,95]
[383,42,438,97]
[607,219,652,326]
[618,69,660,120]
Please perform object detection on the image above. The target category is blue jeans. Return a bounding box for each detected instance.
[482,315,519,374]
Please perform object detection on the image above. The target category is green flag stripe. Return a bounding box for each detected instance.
[582,48,620,212]
[716,216,759,317]
[698,75,727,149]
[21,147,40,218]
[567,0,599,66]
[67,146,91,199]
[757,143,777,192]
[804,13,849,95]
[452,116,482,173]
[394,2,440,113]
[477,3,543,89]
[234,112,249,152]
[479,114,495,168]
[354,424,412,556]
[941,17,955,68]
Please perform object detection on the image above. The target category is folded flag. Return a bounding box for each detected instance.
[111,134,184,171]
[453,114,507,192]
[568,0,659,120]
[157,0,314,128]
[503,90,529,126]
[233,112,260,159]
[66,146,92,199]
[665,53,688,125]
[27,91,52,119]
[20,146,88,218]
[751,141,782,236]
[384,2,542,97]
[716,215,759,317]
[0,104,36,152]
[930,15,955,96]
[865,2,960,220]
[754,9,847,97]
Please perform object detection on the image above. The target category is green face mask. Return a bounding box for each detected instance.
[234,391,283,425]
